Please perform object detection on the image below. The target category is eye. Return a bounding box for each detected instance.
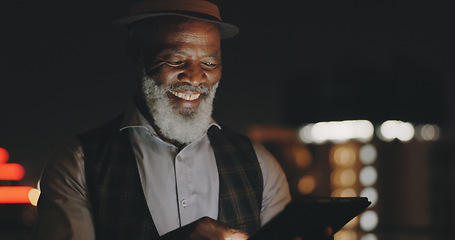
[202,61,220,69]
[165,60,185,67]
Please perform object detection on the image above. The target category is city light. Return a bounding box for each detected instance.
[359,166,377,187]
[360,210,379,231]
[0,147,40,205]
[360,187,378,207]
[298,176,316,194]
[340,188,356,197]
[331,188,357,197]
[359,144,377,165]
[0,147,9,163]
[378,120,414,142]
[0,163,25,180]
[332,146,357,167]
[0,186,34,203]
[329,142,379,234]
[415,124,440,141]
[300,120,438,144]
[360,233,378,240]
[298,120,374,144]
[331,169,356,187]
[28,188,41,206]
[292,146,312,168]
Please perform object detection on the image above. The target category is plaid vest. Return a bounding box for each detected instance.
[79,116,263,240]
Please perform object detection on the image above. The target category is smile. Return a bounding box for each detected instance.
[169,90,201,101]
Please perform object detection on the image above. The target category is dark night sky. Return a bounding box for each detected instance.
[1,0,455,183]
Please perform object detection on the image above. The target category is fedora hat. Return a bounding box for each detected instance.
[114,0,239,39]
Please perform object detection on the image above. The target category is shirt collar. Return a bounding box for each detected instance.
[119,102,221,137]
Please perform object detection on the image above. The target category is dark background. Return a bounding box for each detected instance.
[1,0,455,238]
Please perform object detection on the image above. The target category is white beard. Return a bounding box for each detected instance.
[140,73,219,145]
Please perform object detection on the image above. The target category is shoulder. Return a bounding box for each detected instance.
[43,138,85,177]
[250,141,285,182]
[36,138,95,239]
[40,137,87,197]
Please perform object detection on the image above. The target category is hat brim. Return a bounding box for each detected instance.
[114,12,239,39]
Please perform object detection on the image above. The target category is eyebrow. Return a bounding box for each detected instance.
[161,49,221,59]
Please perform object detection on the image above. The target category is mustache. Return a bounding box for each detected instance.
[168,83,211,94]
[150,81,213,96]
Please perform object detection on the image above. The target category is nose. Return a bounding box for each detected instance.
[177,63,207,86]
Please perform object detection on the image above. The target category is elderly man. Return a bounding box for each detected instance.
[34,0,291,239]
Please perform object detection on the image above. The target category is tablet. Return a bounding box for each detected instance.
[248,197,371,240]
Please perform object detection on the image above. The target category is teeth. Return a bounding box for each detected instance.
[170,90,201,101]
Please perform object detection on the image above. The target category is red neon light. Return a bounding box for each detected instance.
[0,147,36,205]
[0,186,33,203]
[0,163,25,180]
[0,148,9,163]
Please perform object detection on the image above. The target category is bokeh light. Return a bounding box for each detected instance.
[340,169,357,186]
[415,124,440,141]
[0,186,33,203]
[298,124,315,143]
[379,120,414,142]
[0,147,9,163]
[298,176,316,194]
[360,187,378,207]
[333,146,357,167]
[359,144,377,165]
[331,188,357,197]
[332,169,357,187]
[360,210,378,231]
[0,163,25,181]
[340,188,357,197]
[298,120,374,143]
[359,166,377,186]
[293,146,312,168]
[28,188,41,206]
[360,233,378,240]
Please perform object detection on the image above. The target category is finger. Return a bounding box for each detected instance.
[224,228,249,240]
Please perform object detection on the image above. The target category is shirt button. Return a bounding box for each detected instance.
[177,156,182,161]
[181,199,187,208]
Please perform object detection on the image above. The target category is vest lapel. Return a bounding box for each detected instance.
[81,118,160,240]
[208,126,263,234]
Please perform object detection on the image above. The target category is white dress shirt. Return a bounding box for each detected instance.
[34,104,291,239]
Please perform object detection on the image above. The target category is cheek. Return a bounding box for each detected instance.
[207,69,222,85]
[149,67,181,86]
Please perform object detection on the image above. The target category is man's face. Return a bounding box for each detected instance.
[133,17,222,144]
[139,18,222,113]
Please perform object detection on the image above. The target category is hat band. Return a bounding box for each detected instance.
[130,0,222,21]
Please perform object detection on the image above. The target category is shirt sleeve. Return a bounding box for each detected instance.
[33,138,95,240]
[253,141,292,225]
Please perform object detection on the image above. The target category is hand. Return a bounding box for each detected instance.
[160,216,249,240]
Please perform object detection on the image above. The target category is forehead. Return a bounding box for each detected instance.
[132,16,221,47]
